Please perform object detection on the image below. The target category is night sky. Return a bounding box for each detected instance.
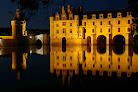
[0,0,128,29]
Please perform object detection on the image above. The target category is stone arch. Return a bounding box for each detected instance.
[113,45,125,55]
[62,37,66,46]
[36,39,42,49]
[97,44,106,54]
[97,35,106,45]
[113,35,125,45]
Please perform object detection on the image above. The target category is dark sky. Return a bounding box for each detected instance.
[0,0,128,29]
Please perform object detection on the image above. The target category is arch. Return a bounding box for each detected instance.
[113,45,125,55]
[62,37,66,46]
[134,44,138,54]
[113,35,125,45]
[62,37,66,52]
[87,36,91,45]
[97,35,106,45]
[134,35,138,45]
[36,39,42,49]
[97,44,106,54]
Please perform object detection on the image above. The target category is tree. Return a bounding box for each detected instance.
[10,0,67,21]
[128,0,138,34]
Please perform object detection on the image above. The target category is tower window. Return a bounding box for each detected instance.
[128,20,130,24]
[100,28,102,32]
[118,20,120,24]
[118,28,120,32]
[109,21,111,25]
[100,21,102,25]
[84,22,86,26]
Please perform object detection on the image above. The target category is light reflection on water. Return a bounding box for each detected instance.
[0,44,138,91]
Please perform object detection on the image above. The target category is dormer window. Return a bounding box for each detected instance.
[107,13,112,18]
[117,12,122,17]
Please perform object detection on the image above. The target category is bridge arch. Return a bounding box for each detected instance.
[113,35,125,45]
[113,45,125,55]
[97,45,106,54]
[97,35,106,45]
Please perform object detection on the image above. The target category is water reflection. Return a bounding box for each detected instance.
[0,44,138,89]
[0,45,50,81]
[50,45,138,85]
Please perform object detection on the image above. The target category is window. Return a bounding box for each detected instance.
[100,21,102,25]
[118,58,120,62]
[63,28,66,33]
[70,23,72,26]
[62,22,66,26]
[63,64,66,67]
[57,63,59,66]
[100,57,102,61]
[93,64,95,68]
[92,29,94,33]
[63,56,66,61]
[56,24,59,27]
[70,63,72,67]
[118,20,120,24]
[118,65,120,69]
[108,57,110,61]
[128,20,130,24]
[56,30,59,33]
[70,29,72,33]
[70,56,72,60]
[93,22,95,25]
[109,21,111,25]
[92,57,94,60]
[109,65,111,69]
[57,56,59,60]
[100,28,102,32]
[108,28,110,32]
[84,22,86,26]
[118,28,120,32]
[100,64,102,68]
[70,17,73,20]
[128,28,131,32]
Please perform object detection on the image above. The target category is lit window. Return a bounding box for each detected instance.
[63,28,66,33]
[70,29,72,33]
[109,21,111,25]
[100,28,102,32]
[92,29,94,33]
[62,22,66,26]
[93,22,95,25]
[118,28,120,32]
[57,56,59,60]
[118,20,120,24]
[63,56,66,61]
[56,24,59,27]
[108,28,110,32]
[63,64,66,67]
[56,30,59,33]
[70,56,72,60]
[100,21,102,25]
[84,22,86,26]
[70,23,72,26]
[128,28,131,32]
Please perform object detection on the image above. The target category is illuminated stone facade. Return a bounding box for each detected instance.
[50,5,134,45]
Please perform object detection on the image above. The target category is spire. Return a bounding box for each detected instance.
[13,7,21,20]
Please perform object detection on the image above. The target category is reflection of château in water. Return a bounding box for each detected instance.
[0,45,49,80]
[50,5,138,45]
[50,45,138,84]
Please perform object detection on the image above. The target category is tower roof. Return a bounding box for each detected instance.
[13,7,24,21]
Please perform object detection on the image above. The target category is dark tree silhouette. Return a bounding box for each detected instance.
[128,0,138,34]
[10,0,67,21]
